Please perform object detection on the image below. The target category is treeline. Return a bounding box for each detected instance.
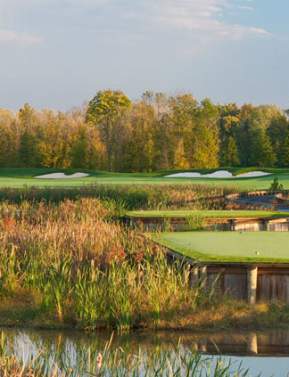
[1,90,289,171]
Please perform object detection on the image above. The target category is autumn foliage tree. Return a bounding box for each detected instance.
[0,91,288,171]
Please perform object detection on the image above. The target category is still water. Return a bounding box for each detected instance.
[1,327,289,376]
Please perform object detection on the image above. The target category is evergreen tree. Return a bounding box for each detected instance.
[249,127,276,167]
[279,133,289,167]
[70,128,89,168]
[19,130,40,167]
[226,136,240,166]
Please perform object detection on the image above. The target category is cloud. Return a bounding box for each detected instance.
[0,1,43,45]
[141,0,270,40]
[0,0,270,46]
[0,29,42,45]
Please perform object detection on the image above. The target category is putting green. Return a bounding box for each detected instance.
[128,210,289,219]
[154,232,289,263]
[0,168,288,190]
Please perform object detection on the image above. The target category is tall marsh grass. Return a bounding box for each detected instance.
[0,199,216,330]
[0,332,252,377]
[0,184,234,210]
[0,351,252,377]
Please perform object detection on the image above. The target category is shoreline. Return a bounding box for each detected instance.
[1,298,289,333]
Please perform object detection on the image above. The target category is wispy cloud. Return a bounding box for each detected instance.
[138,0,270,40]
[0,29,42,45]
[0,0,43,45]
[0,0,269,46]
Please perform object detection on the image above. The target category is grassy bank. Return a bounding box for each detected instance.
[2,293,289,332]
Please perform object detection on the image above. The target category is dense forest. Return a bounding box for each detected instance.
[0,90,289,171]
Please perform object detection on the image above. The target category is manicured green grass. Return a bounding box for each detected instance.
[128,210,289,219]
[0,167,289,190]
[154,231,289,263]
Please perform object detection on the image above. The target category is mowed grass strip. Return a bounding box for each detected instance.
[1,168,289,189]
[128,210,289,219]
[154,231,289,263]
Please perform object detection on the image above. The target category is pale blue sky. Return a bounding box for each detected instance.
[0,0,288,110]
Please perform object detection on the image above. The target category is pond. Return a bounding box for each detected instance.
[1,327,289,376]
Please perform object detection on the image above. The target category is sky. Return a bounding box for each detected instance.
[0,0,288,110]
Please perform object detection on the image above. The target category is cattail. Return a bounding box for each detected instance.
[96,353,103,370]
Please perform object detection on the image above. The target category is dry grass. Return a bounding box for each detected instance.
[0,198,289,332]
[0,199,216,330]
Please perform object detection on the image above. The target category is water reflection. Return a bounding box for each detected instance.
[1,328,289,376]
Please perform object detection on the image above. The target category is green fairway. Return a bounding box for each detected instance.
[128,210,289,219]
[0,168,289,190]
[154,231,289,263]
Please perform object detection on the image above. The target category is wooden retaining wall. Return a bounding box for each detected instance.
[165,248,289,304]
[137,329,289,356]
[191,331,289,356]
[190,264,289,304]
[126,216,289,232]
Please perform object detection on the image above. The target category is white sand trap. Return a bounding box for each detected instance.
[166,172,202,178]
[166,170,272,179]
[166,170,232,179]
[236,171,271,178]
[203,170,233,178]
[35,172,89,179]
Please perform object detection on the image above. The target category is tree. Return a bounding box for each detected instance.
[19,130,40,167]
[18,104,41,167]
[188,99,220,168]
[168,94,197,169]
[124,101,155,172]
[218,104,240,166]
[37,111,71,168]
[0,110,19,167]
[268,115,289,166]
[0,94,288,171]
[237,105,279,167]
[279,132,289,167]
[174,139,189,169]
[70,127,89,168]
[249,127,276,167]
[86,90,131,170]
[226,136,240,166]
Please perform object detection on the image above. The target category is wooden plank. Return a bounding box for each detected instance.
[248,266,258,304]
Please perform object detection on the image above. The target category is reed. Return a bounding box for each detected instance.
[0,184,234,210]
[0,199,216,330]
[0,333,251,377]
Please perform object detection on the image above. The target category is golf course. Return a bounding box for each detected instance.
[3,1,289,372]
[1,167,289,190]
[154,231,289,263]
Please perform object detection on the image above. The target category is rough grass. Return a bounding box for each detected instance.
[154,231,289,263]
[127,210,289,219]
[0,199,222,331]
[0,184,228,210]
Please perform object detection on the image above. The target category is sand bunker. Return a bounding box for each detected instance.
[35,172,89,179]
[166,170,271,179]
[204,170,233,178]
[166,172,202,178]
[236,171,271,178]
